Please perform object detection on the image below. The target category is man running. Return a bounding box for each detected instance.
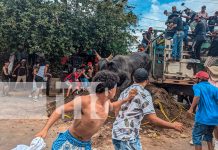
[36,70,137,150]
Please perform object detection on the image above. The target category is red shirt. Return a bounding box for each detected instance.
[61,56,69,65]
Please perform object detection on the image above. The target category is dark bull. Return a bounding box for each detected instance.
[95,51,151,91]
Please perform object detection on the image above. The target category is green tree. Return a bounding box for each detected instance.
[0,0,137,63]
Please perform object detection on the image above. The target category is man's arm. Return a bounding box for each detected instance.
[3,67,9,76]
[146,114,183,132]
[187,96,200,115]
[12,64,20,75]
[110,89,137,116]
[181,15,191,19]
[35,97,82,138]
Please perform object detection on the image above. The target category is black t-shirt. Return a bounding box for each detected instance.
[173,17,183,31]
[18,66,27,76]
[194,21,206,41]
[208,37,218,57]
[208,16,218,25]
[142,31,152,44]
[186,12,197,24]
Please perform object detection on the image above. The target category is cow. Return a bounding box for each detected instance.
[95,51,151,92]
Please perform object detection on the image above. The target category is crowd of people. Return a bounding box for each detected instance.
[64,62,94,97]
[1,4,218,150]
[140,5,218,63]
[1,56,52,101]
[1,47,97,100]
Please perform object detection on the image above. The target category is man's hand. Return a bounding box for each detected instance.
[172,122,184,132]
[187,108,194,118]
[35,129,48,139]
[126,89,138,101]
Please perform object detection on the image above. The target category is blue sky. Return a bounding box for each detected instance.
[128,0,218,39]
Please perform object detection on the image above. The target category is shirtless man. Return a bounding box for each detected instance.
[36,70,137,150]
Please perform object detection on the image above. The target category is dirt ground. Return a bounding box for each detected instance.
[0,89,208,150]
[0,119,209,150]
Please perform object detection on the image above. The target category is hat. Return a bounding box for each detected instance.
[133,68,148,83]
[208,66,218,81]
[195,71,209,79]
[202,5,206,9]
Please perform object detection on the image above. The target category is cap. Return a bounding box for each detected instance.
[195,71,209,79]
[133,68,148,83]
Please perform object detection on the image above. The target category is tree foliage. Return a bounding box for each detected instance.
[0,0,137,57]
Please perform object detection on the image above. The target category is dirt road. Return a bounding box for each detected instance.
[0,119,205,150]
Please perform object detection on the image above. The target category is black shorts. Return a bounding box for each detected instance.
[35,75,44,88]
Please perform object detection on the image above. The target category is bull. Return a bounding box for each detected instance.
[95,51,151,91]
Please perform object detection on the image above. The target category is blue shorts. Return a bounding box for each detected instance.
[112,137,142,150]
[52,130,91,150]
[192,122,215,146]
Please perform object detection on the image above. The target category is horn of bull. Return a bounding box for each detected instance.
[106,54,113,61]
[94,50,102,60]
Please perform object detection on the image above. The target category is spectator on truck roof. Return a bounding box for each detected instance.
[193,15,207,60]
[204,31,218,67]
[170,14,184,61]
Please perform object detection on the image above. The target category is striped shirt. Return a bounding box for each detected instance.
[112,84,155,141]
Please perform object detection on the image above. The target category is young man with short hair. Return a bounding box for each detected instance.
[112,68,183,150]
[188,71,218,150]
[36,70,137,150]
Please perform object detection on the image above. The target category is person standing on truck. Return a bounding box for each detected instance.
[193,15,207,60]
[208,11,218,33]
[204,31,218,67]
[188,71,218,150]
[141,27,153,54]
[170,14,184,61]
[198,6,208,25]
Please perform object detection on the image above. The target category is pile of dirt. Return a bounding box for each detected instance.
[146,85,192,127]
[46,85,192,127]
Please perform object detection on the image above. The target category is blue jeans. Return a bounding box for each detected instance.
[172,31,184,60]
[112,137,142,150]
[192,122,215,146]
[183,25,189,47]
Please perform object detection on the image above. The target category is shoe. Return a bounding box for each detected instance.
[33,96,38,101]
[189,139,193,145]
[28,95,32,98]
